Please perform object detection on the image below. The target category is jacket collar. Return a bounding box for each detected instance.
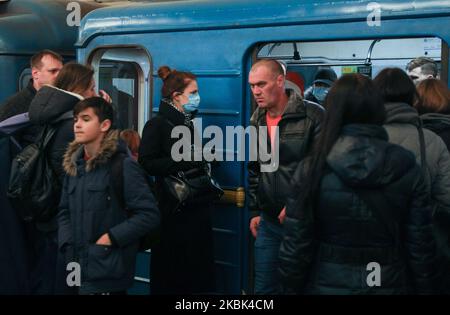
[384,102,420,126]
[159,98,194,126]
[29,85,83,124]
[327,123,413,188]
[63,130,121,176]
[340,123,388,141]
[250,89,307,125]
[27,79,37,95]
[421,113,450,132]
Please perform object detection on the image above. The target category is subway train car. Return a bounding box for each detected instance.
[75,0,450,294]
[0,0,116,103]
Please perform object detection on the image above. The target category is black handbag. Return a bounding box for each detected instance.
[163,166,223,208]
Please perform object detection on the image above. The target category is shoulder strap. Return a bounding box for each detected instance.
[417,122,432,198]
[354,188,401,248]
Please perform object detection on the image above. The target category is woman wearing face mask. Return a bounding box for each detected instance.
[139,66,215,294]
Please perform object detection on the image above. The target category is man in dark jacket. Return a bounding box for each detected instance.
[0,50,63,136]
[0,50,63,294]
[0,50,63,148]
[58,97,160,294]
[247,59,323,294]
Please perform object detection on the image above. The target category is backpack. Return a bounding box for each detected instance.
[109,152,160,251]
[7,124,60,222]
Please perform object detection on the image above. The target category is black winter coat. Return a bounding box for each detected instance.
[138,99,215,294]
[0,80,39,147]
[29,85,82,183]
[248,89,323,221]
[139,99,206,214]
[28,85,82,230]
[58,130,160,294]
[0,80,36,121]
[279,124,439,294]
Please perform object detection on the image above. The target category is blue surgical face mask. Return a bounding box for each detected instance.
[182,92,201,113]
[312,86,329,104]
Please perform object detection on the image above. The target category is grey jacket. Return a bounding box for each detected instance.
[383,102,450,215]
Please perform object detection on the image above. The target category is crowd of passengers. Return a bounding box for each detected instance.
[0,50,449,295]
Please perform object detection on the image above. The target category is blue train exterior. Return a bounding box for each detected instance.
[0,0,112,104]
[75,0,450,294]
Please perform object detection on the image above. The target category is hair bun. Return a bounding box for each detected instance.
[158,66,172,81]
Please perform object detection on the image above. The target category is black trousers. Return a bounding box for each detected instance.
[150,204,215,295]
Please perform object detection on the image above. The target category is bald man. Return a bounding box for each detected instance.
[247,59,324,294]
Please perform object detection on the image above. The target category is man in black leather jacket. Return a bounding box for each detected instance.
[247,59,323,294]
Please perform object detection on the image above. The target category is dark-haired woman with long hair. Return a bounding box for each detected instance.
[139,66,215,294]
[279,74,439,294]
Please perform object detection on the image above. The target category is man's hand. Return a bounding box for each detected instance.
[99,89,112,104]
[250,216,261,238]
[278,206,286,224]
[96,233,112,246]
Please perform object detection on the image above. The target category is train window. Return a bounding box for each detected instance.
[88,47,152,133]
[98,61,139,130]
[255,37,447,99]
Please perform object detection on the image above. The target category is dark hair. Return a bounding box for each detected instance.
[373,68,418,106]
[406,57,438,77]
[53,62,94,94]
[295,74,385,216]
[158,65,196,99]
[251,59,285,78]
[30,49,63,69]
[415,79,450,114]
[73,97,114,128]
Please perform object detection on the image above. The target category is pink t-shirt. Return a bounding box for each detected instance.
[266,112,282,148]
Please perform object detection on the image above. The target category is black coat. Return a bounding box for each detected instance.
[248,89,323,221]
[0,80,40,147]
[279,124,439,294]
[421,112,450,152]
[28,85,82,231]
[29,85,82,183]
[0,137,33,294]
[138,99,215,294]
[139,99,205,214]
[0,80,39,293]
[58,131,160,294]
[0,80,36,121]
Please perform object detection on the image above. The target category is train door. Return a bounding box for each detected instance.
[88,46,152,294]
